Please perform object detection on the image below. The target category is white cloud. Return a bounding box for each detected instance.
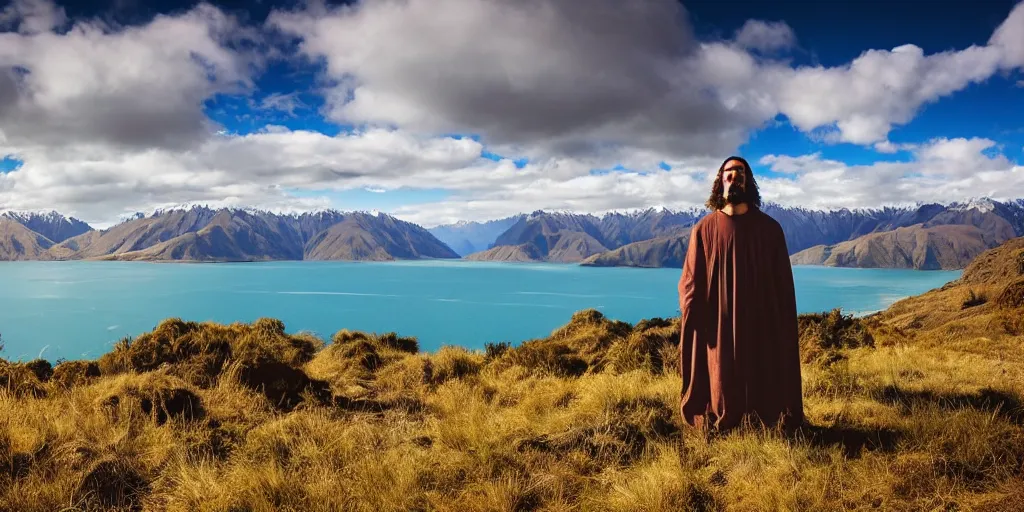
[873,140,918,154]
[269,0,766,161]
[764,43,1008,145]
[0,1,260,150]
[0,127,494,225]
[257,92,306,116]
[754,137,1023,211]
[2,0,1023,229]
[0,0,66,34]
[759,153,846,174]
[734,20,796,52]
[271,0,1024,152]
[873,141,899,154]
[990,0,1024,68]
[393,137,1024,226]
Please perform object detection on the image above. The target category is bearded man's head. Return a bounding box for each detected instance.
[705,156,762,211]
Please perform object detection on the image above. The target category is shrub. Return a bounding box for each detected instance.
[232,321,322,369]
[497,339,588,377]
[235,360,332,412]
[97,318,324,389]
[374,332,419,354]
[798,308,875,364]
[50,360,101,389]
[76,457,150,510]
[304,338,384,392]
[426,346,483,385]
[484,341,511,361]
[605,330,676,375]
[548,308,633,370]
[99,373,205,425]
[961,288,988,309]
[0,362,45,398]
[331,329,372,345]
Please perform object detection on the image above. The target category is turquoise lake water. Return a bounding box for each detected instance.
[0,261,960,362]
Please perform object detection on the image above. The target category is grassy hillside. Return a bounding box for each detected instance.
[1,240,1023,511]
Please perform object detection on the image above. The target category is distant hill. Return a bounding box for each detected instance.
[0,211,93,244]
[107,209,305,262]
[789,223,1000,270]
[463,243,543,262]
[0,217,55,260]
[478,198,1024,270]
[52,207,222,259]
[304,213,459,261]
[467,211,611,263]
[580,232,691,268]
[40,207,458,262]
[428,215,525,256]
[788,199,1023,270]
[4,198,1024,269]
[466,208,701,263]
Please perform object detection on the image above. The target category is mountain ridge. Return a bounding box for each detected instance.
[3,197,1023,269]
[471,198,1024,269]
[8,207,460,263]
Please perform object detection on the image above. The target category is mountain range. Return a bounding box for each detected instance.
[442,198,1024,270]
[427,215,524,256]
[2,198,1023,269]
[1,207,459,263]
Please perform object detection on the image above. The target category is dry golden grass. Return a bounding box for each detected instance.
[2,239,1023,511]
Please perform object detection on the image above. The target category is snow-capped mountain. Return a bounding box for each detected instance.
[428,214,526,256]
[0,210,93,243]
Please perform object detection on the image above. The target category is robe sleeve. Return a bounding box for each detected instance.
[678,225,706,383]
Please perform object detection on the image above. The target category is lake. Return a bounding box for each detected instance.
[0,261,960,362]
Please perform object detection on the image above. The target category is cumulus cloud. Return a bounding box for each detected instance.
[873,140,918,154]
[257,92,307,116]
[990,0,1024,68]
[272,0,1024,152]
[757,137,1023,210]
[392,137,1024,226]
[0,127,493,224]
[767,43,1009,144]
[734,20,796,52]
[0,0,66,34]
[2,0,1023,228]
[0,0,259,150]
[268,0,770,161]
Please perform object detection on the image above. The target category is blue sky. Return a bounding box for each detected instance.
[1,0,1022,226]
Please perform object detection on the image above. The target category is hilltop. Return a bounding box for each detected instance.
[1,237,1022,510]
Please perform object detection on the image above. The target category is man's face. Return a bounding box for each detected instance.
[721,159,748,205]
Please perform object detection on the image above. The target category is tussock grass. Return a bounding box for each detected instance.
[2,239,1024,510]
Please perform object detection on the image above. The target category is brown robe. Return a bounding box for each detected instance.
[678,208,804,432]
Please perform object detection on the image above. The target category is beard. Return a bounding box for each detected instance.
[725,184,749,205]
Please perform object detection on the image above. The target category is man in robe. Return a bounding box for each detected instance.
[677,156,804,433]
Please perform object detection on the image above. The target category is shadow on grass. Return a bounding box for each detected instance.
[874,385,1024,426]
[796,423,903,458]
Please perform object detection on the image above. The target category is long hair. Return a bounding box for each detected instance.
[704,155,762,211]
